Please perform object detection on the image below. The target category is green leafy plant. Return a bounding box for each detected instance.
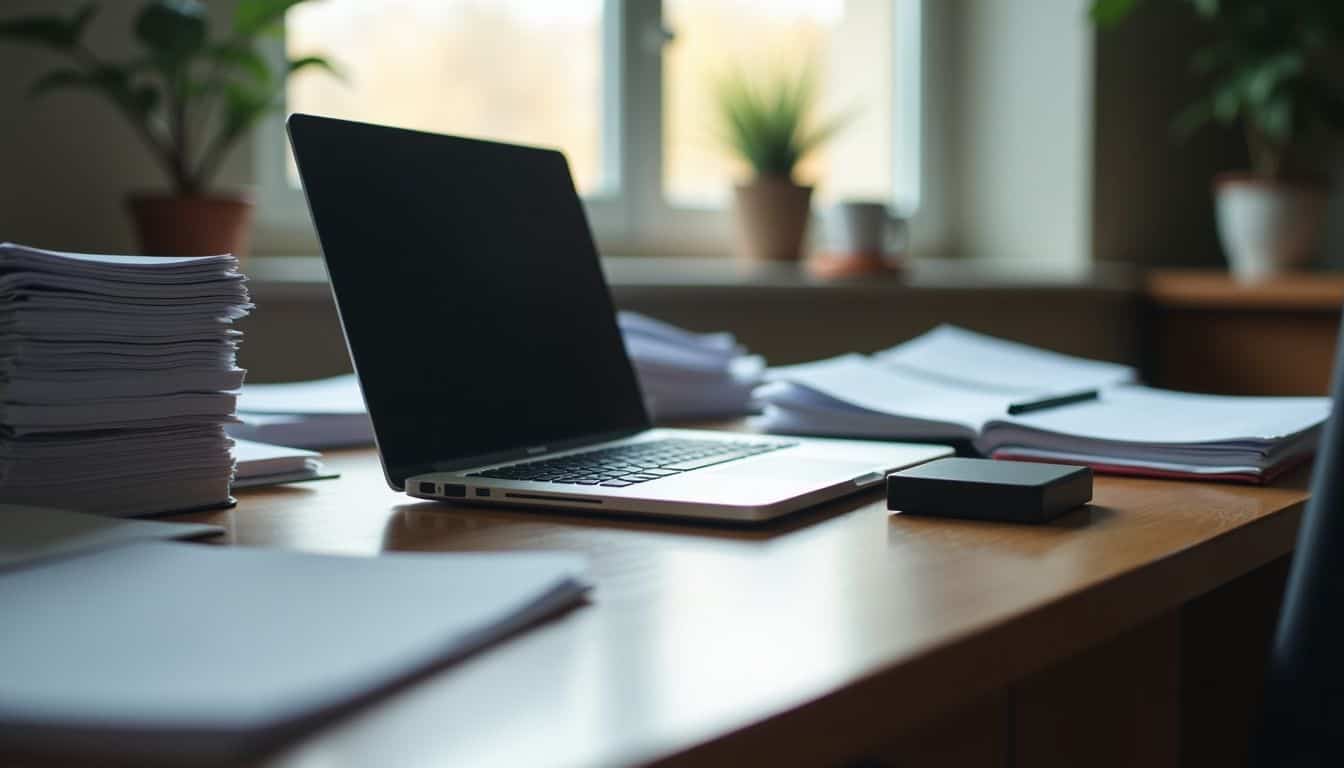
[712,61,850,181]
[1091,0,1344,180]
[0,0,339,195]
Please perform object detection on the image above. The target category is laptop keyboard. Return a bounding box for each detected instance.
[466,437,796,487]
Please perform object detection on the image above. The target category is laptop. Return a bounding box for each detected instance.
[287,114,951,522]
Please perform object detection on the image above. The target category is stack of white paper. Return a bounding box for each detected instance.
[757,325,1330,482]
[229,374,374,449]
[618,311,764,421]
[231,438,334,488]
[0,243,252,514]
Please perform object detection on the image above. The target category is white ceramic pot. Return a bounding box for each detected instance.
[1214,175,1328,281]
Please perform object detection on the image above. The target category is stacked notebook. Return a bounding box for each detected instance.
[0,243,251,514]
[757,326,1331,482]
[618,311,763,421]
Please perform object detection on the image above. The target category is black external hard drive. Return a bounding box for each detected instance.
[887,458,1093,524]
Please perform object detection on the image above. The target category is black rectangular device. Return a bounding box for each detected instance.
[887,458,1092,524]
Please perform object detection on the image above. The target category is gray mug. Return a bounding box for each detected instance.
[822,201,907,257]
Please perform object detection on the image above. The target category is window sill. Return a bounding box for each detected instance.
[238,255,1142,377]
[245,255,1138,303]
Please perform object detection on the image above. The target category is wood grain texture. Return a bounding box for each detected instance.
[159,450,1309,767]
[1147,271,1344,311]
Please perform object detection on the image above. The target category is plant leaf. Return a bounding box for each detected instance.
[1243,52,1303,108]
[1089,0,1140,27]
[1255,93,1294,146]
[27,65,160,118]
[1171,97,1214,139]
[208,41,271,84]
[1190,0,1220,18]
[134,0,208,69]
[0,3,97,50]
[234,0,310,37]
[712,60,844,178]
[219,82,276,146]
[287,54,342,80]
[28,68,100,98]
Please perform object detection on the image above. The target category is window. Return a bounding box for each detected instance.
[257,0,922,256]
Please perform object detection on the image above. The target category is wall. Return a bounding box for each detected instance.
[1090,2,1243,268]
[944,0,1096,265]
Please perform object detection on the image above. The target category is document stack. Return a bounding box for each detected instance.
[0,243,251,515]
[618,312,764,422]
[230,373,374,449]
[231,438,333,488]
[758,325,1331,483]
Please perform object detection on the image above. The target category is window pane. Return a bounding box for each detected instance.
[286,0,604,194]
[664,0,897,207]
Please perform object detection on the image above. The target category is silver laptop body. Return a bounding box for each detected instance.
[288,114,950,523]
[406,428,948,522]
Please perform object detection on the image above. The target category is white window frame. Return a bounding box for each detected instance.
[252,0,924,258]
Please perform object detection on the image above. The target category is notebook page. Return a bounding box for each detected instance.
[993,386,1330,444]
[873,325,1136,395]
[764,355,1011,432]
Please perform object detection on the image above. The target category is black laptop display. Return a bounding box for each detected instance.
[287,115,649,489]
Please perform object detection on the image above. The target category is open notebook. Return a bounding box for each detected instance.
[757,326,1330,482]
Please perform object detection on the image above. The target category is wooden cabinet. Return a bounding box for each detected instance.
[1146,271,1344,395]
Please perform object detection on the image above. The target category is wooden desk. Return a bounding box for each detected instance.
[167,450,1306,767]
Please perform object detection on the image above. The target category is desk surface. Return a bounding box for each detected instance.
[180,449,1308,767]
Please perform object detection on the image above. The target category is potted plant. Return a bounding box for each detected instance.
[713,62,849,263]
[0,0,339,259]
[1092,0,1344,280]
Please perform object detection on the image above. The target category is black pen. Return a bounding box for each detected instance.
[1007,389,1100,415]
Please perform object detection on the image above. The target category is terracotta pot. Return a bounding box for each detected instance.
[732,177,813,262]
[127,193,254,259]
[1213,175,1328,281]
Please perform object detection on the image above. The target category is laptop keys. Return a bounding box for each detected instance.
[465,437,796,487]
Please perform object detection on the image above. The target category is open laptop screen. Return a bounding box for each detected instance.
[288,115,650,488]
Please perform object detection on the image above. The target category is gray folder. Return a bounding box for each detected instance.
[0,541,589,763]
